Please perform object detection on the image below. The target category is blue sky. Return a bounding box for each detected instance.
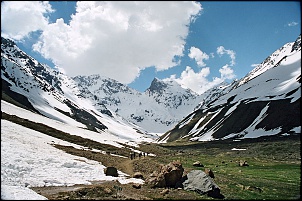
[1,1,301,94]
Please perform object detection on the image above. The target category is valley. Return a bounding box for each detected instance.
[1,29,300,200]
[31,132,301,200]
[2,104,300,200]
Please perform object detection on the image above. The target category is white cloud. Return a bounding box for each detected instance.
[287,21,298,27]
[167,45,236,94]
[19,1,202,84]
[216,46,236,66]
[251,63,259,68]
[166,65,235,95]
[1,1,54,40]
[219,64,235,79]
[188,46,209,67]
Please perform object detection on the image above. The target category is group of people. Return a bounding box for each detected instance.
[129,151,148,160]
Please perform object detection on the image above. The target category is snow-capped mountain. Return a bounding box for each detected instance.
[73,75,203,133]
[2,34,300,143]
[1,35,222,137]
[158,35,301,143]
[1,36,157,144]
[1,35,227,137]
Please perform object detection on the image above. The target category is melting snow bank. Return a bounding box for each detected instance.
[1,185,48,200]
[1,120,144,200]
[231,148,247,151]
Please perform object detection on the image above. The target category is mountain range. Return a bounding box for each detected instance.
[1,34,301,143]
[72,74,209,133]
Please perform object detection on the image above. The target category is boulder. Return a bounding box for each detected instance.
[193,161,204,167]
[239,160,249,167]
[132,172,144,179]
[181,170,224,199]
[104,166,118,177]
[146,171,166,188]
[146,161,184,188]
[164,161,184,187]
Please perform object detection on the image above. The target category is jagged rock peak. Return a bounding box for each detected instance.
[73,74,138,95]
[291,34,301,52]
[146,77,168,93]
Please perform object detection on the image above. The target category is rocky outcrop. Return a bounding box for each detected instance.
[146,161,184,188]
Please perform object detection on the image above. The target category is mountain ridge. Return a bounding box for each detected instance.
[1,35,221,138]
[1,34,300,142]
[73,73,204,133]
[158,34,301,143]
[1,36,158,145]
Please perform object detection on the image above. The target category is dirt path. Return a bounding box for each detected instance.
[120,158,135,175]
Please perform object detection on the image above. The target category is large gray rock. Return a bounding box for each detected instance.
[181,170,224,199]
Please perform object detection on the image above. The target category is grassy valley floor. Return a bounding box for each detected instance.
[3,111,300,200]
[31,134,301,200]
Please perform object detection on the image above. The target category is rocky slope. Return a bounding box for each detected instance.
[158,35,301,142]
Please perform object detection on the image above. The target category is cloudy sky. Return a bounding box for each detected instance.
[1,1,301,94]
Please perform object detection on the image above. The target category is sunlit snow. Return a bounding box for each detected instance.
[188,36,301,141]
[1,101,145,200]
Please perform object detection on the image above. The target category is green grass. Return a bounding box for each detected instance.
[145,135,301,200]
[154,148,301,200]
[218,163,300,199]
